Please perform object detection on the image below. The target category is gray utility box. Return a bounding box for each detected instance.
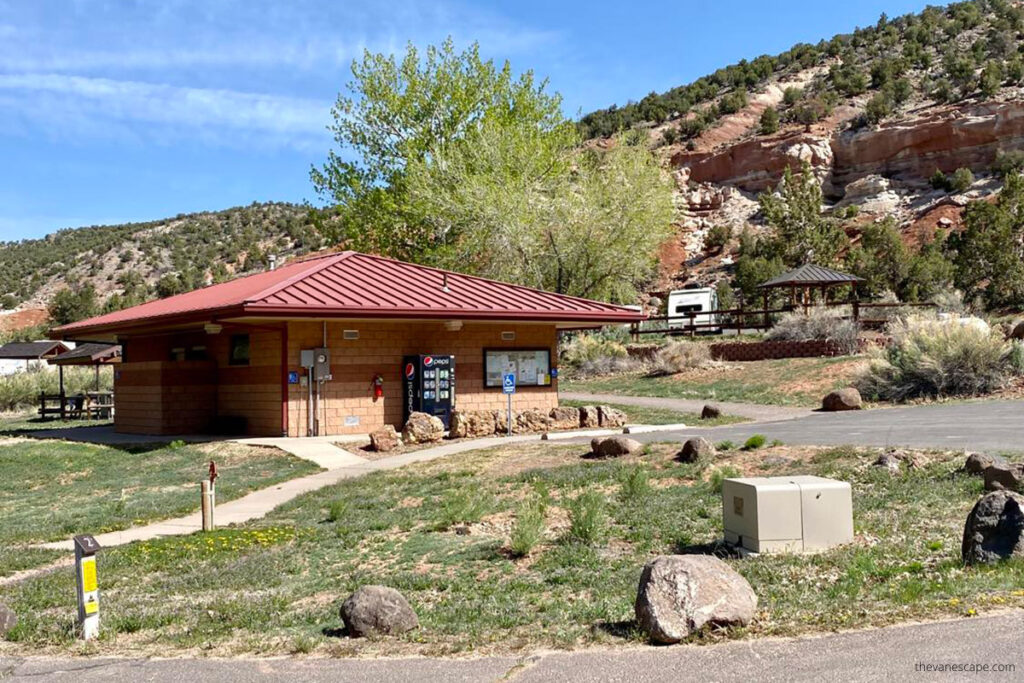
[722,475,854,554]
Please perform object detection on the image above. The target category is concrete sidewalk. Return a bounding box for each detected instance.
[561,391,811,422]
[33,428,650,552]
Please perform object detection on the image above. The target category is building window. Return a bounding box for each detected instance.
[229,334,250,366]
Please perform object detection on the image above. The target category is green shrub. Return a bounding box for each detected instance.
[863,92,892,125]
[509,495,546,557]
[716,440,736,451]
[718,89,748,115]
[709,465,741,494]
[327,499,349,523]
[742,434,767,450]
[783,86,803,106]
[758,107,780,135]
[704,224,732,253]
[765,306,860,354]
[950,167,974,193]
[857,314,1019,401]
[994,149,1024,176]
[567,490,606,545]
[561,334,639,377]
[651,341,712,375]
[929,169,952,191]
[619,465,652,501]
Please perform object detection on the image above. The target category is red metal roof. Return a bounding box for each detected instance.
[54,251,644,337]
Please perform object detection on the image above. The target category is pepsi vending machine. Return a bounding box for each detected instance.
[403,354,456,428]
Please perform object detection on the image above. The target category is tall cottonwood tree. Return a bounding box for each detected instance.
[313,38,674,302]
[311,38,566,263]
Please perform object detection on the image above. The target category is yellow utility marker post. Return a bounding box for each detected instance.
[73,534,101,640]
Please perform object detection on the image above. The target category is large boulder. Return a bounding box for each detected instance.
[548,406,581,431]
[590,436,642,458]
[515,408,551,434]
[597,405,628,428]
[453,410,497,438]
[700,404,722,420]
[369,425,401,452]
[340,585,419,637]
[0,602,16,638]
[963,452,1007,476]
[402,412,444,444]
[984,463,1024,492]
[821,388,863,412]
[677,437,715,463]
[634,555,757,644]
[1009,320,1024,340]
[962,491,1024,565]
[579,406,601,429]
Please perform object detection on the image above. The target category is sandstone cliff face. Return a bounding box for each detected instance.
[671,132,833,193]
[671,100,1024,197]
[831,101,1024,187]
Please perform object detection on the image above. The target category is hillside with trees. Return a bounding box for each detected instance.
[0,202,324,328]
[572,0,1024,315]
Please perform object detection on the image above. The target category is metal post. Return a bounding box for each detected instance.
[507,391,512,437]
[73,535,101,640]
[201,480,214,531]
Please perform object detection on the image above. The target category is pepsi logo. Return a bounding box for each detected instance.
[424,356,434,366]
[405,363,415,379]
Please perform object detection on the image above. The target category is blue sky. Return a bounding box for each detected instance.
[0,0,935,241]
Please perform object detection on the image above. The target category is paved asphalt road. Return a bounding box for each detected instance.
[615,399,1024,453]
[3,611,1022,681]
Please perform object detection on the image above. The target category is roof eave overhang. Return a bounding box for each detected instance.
[52,303,644,339]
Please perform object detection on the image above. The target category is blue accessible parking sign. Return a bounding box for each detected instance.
[502,373,516,394]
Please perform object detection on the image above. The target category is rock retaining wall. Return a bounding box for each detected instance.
[709,339,854,362]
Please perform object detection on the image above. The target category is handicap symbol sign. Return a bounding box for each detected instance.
[502,373,516,394]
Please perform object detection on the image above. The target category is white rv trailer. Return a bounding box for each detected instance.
[667,287,719,331]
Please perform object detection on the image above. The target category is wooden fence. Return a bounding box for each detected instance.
[629,301,937,341]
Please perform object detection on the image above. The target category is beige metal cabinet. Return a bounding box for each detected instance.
[722,475,853,554]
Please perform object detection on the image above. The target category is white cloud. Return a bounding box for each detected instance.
[0,74,333,149]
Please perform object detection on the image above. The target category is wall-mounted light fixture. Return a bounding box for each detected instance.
[203,323,223,335]
[501,331,516,341]
[444,320,463,332]
[343,329,360,340]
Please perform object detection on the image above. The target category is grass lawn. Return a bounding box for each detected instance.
[2,440,1021,657]
[559,399,748,427]
[0,412,113,435]
[561,356,867,407]
[0,439,321,547]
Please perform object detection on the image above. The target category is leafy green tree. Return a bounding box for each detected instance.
[311,38,567,263]
[845,219,910,297]
[782,86,803,106]
[48,284,97,326]
[405,127,673,302]
[757,162,848,267]
[947,172,1024,308]
[715,279,735,310]
[944,52,977,96]
[864,92,893,125]
[980,60,1004,97]
[758,107,780,135]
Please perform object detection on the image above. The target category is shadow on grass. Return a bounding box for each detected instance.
[672,539,741,559]
[592,619,639,641]
[321,625,350,639]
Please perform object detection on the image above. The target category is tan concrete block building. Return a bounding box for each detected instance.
[53,251,642,437]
